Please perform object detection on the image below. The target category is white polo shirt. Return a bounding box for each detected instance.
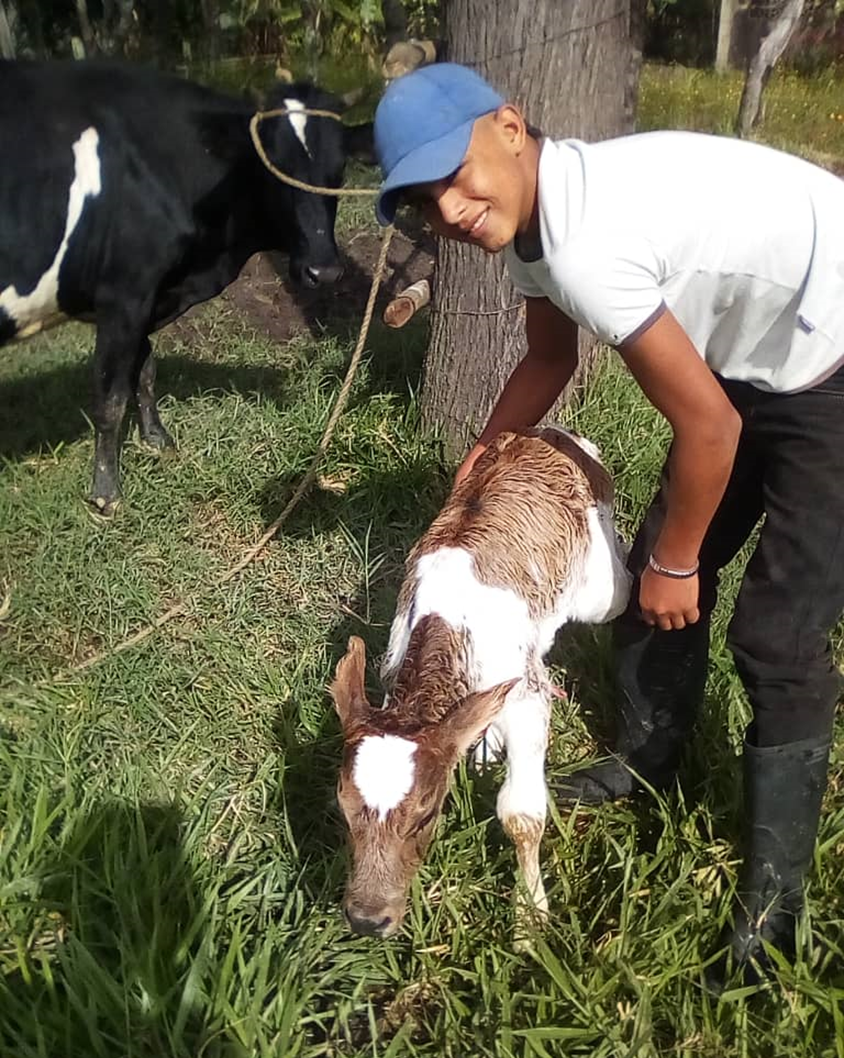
[504,131,844,392]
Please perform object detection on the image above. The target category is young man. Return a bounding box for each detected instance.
[373,63,844,985]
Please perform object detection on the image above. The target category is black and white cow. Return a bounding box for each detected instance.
[0,59,370,513]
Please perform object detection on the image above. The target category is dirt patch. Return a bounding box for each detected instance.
[172,223,435,347]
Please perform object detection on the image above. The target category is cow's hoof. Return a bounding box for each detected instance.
[87,495,122,520]
[140,439,178,462]
[138,429,177,457]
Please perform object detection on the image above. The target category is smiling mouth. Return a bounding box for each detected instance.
[465,208,489,238]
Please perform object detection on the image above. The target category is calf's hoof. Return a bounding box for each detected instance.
[513,895,550,953]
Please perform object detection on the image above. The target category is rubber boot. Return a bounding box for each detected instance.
[706,732,830,990]
[556,616,710,804]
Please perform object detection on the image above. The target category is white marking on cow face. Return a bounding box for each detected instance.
[352,734,417,821]
[283,98,311,158]
[0,126,101,337]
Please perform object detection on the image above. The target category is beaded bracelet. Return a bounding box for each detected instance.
[647,553,700,580]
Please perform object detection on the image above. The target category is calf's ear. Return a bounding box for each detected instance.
[330,636,372,732]
[440,678,519,756]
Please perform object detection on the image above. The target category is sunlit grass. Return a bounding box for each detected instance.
[2,301,844,1055]
[638,63,844,169]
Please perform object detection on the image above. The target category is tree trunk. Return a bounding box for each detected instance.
[716,0,739,72]
[75,0,97,56]
[200,0,220,63]
[736,0,805,136]
[421,0,645,456]
[18,0,47,57]
[112,0,136,55]
[0,0,15,59]
[382,0,408,49]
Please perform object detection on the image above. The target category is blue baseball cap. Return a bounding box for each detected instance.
[374,63,504,225]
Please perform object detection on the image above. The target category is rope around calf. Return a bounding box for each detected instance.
[57,109,392,680]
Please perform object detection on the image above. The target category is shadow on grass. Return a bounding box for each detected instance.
[0,349,300,462]
[0,800,208,1058]
[0,248,429,466]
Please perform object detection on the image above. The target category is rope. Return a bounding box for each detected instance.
[249,107,380,197]
[51,112,393,681]
[437,303,524,317]
[462,6,629,67]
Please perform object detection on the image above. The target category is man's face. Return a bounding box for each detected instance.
[407,106,536,253]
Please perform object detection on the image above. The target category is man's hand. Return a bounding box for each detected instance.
[451,299,579,492]
[639,566,700,630]
[453,443,487,489]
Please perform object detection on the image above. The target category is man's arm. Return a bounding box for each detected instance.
[618,308,742,629]
[454,297,579,485]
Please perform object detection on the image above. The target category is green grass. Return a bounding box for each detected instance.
[638,63,844,169]
[3,309,843,1056]
[3,63,844,1057]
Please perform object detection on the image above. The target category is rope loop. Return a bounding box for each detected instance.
[249,107,380,197]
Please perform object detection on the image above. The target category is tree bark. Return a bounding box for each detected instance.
[736,0,805,136]
[75,0,97,56]
[382,0,408,49]
[199,0,220,63]
[716,0,740,72]
[112,0,136,55]
[421,0,645,456]
[0,0,15,59]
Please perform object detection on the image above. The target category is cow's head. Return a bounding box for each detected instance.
[256,83,373,288]
[330,636,513,938]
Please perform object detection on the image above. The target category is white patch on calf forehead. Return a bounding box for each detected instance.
[352,734,417,821]
[0,126,101,336]
[283,98,311,158]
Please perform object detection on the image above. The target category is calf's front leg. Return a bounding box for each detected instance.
[495,687,551,932]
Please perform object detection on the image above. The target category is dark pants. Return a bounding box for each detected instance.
[626,364,844,748]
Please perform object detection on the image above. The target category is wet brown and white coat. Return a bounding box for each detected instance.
[331,427,631,938]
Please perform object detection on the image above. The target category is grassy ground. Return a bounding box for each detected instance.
[2,66,844,1057]
[638,63,844,169]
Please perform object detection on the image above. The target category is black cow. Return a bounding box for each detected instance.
[0,59,370,513]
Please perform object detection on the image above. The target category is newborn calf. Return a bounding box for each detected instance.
[331,427,631,937]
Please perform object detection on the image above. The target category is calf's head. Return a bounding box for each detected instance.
[257,84,373,288]
[330,636,514,938]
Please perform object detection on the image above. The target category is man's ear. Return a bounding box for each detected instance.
[344,121,376,165]
[330,636,372,732]
[494,103,526,154]
[437,678,519,756]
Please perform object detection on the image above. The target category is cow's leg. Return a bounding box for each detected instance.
[495,686,551,937]
[134,338,175,453]
[89,313,145,513]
